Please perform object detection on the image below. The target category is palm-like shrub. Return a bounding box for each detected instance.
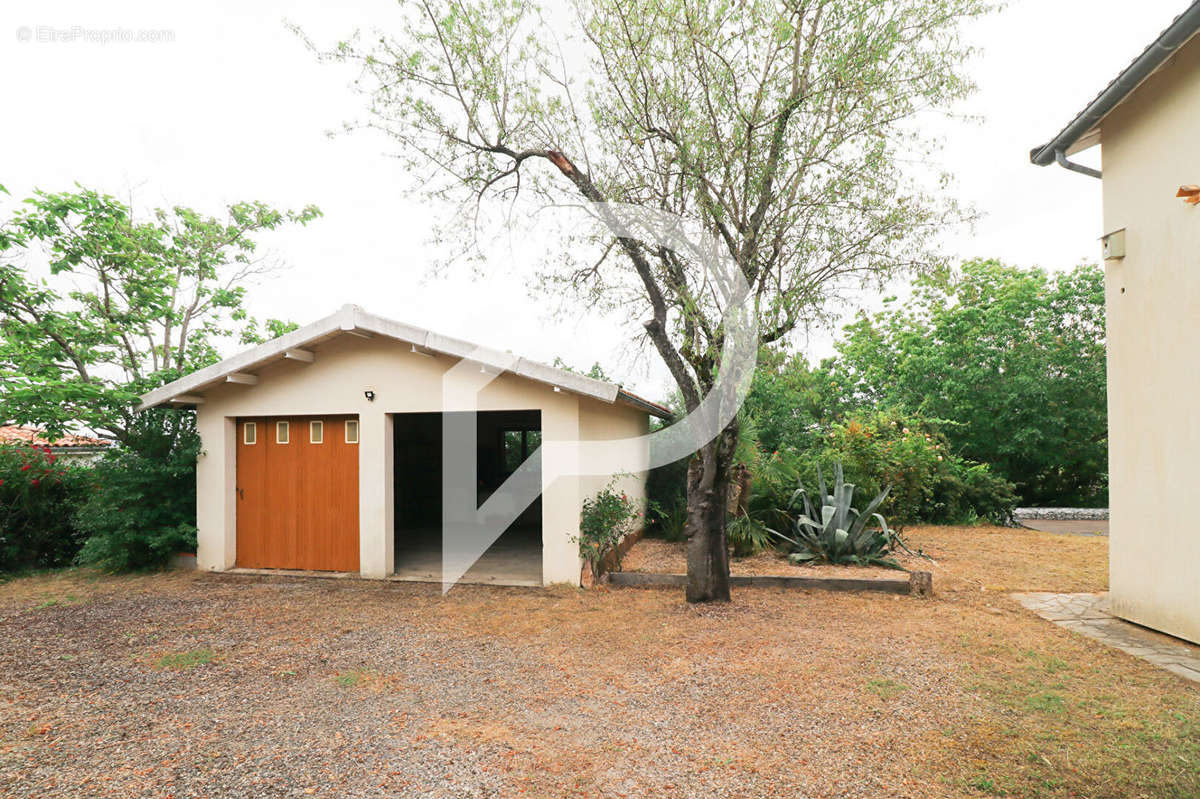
[725,444,796,557]
[726,514,775,558]
[772,463,904,569]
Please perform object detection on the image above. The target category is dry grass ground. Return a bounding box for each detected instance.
[625,525,1108,592]
[0,526,1195,798]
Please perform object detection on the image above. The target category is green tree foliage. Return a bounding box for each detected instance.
[0,185,319,441]
[74,409,200,571]
[304,0,988,601]
[739,348,847,456]
[551,357,612,382]
[0,185,317,571]
[0,442,90,572]
[832,259,1107,505]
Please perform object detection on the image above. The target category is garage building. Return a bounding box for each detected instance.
[138,305,668,586]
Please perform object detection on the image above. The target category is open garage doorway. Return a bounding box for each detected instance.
[392,410,543,585]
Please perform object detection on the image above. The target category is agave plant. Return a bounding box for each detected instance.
[771,463,904,570]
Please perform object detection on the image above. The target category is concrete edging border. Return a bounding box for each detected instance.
[608,570,932,596]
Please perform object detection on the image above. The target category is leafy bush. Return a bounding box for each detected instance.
[802,408,1016,526]
[928,460,1018,525]
[575,483,637,580]
[0,443,90,572]
[772,463,904,569]
[75,410,199,571]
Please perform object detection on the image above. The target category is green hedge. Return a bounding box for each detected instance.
[74,410,199,571]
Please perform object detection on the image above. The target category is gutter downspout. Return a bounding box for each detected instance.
[1055,148,1102,180]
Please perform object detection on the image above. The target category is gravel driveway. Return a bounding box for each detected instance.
[0,526,1196,799]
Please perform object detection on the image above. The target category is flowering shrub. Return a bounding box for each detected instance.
[806,408,1016,525]
[575,483,638,580]
[0,443,89,572]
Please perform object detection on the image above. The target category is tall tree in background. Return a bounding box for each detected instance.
[739,347,848,456]
[0,185,320,441]
[834,259,1108,505]
[306,0,986,601]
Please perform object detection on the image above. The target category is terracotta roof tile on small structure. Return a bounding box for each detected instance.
[0,425,111,449]
[614,387,673,419]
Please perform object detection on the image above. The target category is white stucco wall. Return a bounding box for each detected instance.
[578,396,651,528]
[1100,38,1200,644]
[194,334,652,586]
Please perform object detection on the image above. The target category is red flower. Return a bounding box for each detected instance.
[30,478,39,486]
[20,464,31,472]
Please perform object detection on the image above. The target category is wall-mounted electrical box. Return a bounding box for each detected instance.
[1102,228,1126,260]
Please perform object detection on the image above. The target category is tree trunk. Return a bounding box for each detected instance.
[684,420,739,603]
[732,463,753,518]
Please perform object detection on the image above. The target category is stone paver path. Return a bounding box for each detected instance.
[1012,592,1200,683]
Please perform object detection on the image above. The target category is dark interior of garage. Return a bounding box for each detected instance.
[392,410,542,584]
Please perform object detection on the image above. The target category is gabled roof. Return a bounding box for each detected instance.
[137,305,672,419]
[1030,2,1200,168]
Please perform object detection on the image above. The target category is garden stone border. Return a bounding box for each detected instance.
[1013,507,1109,520]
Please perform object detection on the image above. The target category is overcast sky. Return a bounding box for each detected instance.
[0,0,1188,397]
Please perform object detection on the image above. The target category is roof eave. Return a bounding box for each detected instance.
[136,306,358,411]
[1030,4,1200,167]
[137,305,652,415]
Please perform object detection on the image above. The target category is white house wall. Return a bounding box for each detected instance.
[1101,38,1200,644]
[578,396,652,522]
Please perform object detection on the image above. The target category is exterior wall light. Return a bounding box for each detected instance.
[364,390,376,401]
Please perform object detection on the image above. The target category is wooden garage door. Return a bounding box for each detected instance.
[236,416,359,571]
